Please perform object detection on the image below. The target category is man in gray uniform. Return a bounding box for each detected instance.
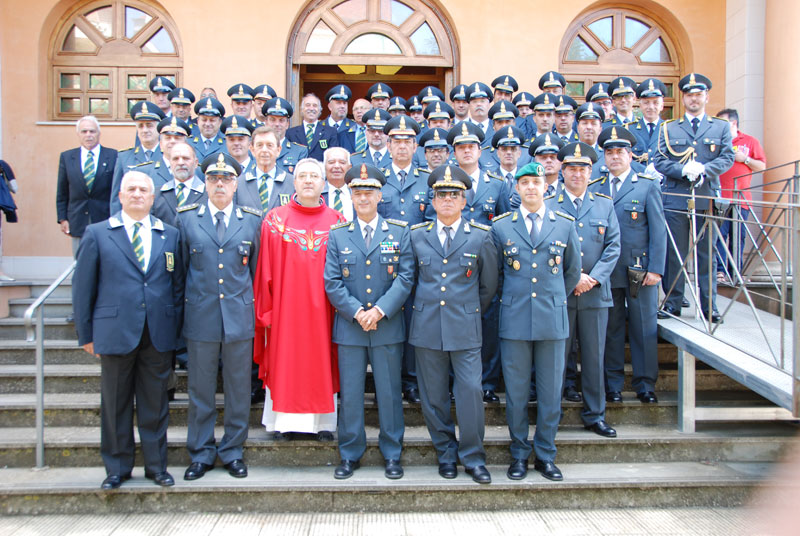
[408,165,498,484]
[177,153,262,481]
[491,161,581,481]
[546,142,620,436]
[324,164,414,480]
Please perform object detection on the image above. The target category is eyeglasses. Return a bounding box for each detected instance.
[206,175,235,184]
[435,191,462,199]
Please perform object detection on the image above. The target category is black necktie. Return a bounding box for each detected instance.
[144,150,152,161]
[545,184,555,198]
[398,170,406,188]
[528,213,539,244]
[215,212,226,241]
[573,197,582,212]
[691,118,699,133]
[647,123,655,137]
[373,151,382,167]
[611,177,621,198]
[443,226,453,255]
[363,224,372,249]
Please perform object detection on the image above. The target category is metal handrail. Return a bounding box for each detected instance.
[23,261,76,469]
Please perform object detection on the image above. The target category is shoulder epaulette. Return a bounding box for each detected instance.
[177,203,200,213]
[486,170,501,179]
[711,115,726,121]
[350,151,361,156]
[240,206,261,216]
[588,177,603,185]
[637,173,656,180]
[331,221,350,230]
[543,194,556,200]
[418,168,431,173]
[492,212,512,221]
[385,218,408,227]
[664,118,678,124]
[410,221,430,230]
[595,192,612,200]
[469,221,491,231]
[119,146,135,153]
[132,161,151,168]
[555,210,575,221]
[292,141,305,147]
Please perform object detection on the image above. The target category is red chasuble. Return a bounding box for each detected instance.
[253,198,346,413]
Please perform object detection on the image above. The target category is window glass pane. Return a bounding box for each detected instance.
[565,82,585,97]
[624,17,649,48]
[156,74,176,85]
[566,36,598,61]
[332,0,366,26]
[89,74,109,90]
[344,33,402,55]
[60,73,81,89]
[89,98,110,115]
[587,17,612,48]
[63,25,97,52]
[305,20,336,53]
[410,23,439,55]
[128,74,148,90]
[128,98,146,113]
[60,97,81,114]
[85,6,113,38]
[380,0,413,26]
[640,37,670,63]
[142,27,175,53]
[664,83,674,98]
[125,6,152,39]
[663,107,673,120]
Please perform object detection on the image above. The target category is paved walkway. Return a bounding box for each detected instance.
[0,508,763,535]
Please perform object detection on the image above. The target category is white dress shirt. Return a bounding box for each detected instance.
[256,165,277,203]
[326,182,353,221]
[519,204,545,235]
[207,200,233,227]
[121,211,152,271]
[436,217,462,247]
[80,145,101,172]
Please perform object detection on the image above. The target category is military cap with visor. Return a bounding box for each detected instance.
[491,126,525,148]
[345,163,386,189]
[558,142,598,166]
[575,102,606,122]
[221,115,255,137]
[428,165,471,191]
[201,152,242,177]
[366,83,393,100]
[423,101,455,121]
[528,133,566,157]
[168,87,195,105]
[384,115,421,138]
[538,71,566,91]
[491,75,519,94]
[130,101,165,122]
[325,84,352,102]
[609,77,637,97]
[194,97,225,117]
[387,96,407,113]
[262,97,293,118]
[489,100,519,121]
[419,127,449,149]
[679,73,712,93]
[636,78,668,99]
[157,116,191,136]
[449,84,469,102]
[149,76,175,93]
[446,121,485,146]
[418,85,445,104]
[227,84,255,101]
[597,125,638,149]
[467,82,493,101]
[364,108,392,129]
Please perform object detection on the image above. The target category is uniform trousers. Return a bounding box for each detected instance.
[186,338,252,465]
[337,343,404,462]
[663,206,718,313]
[100,322,171,476]
[415,346,485,468]
[500,338,565,462]
[605,285,659,395]
[566,306,608,425]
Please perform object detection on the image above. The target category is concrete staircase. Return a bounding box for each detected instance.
[0,280,796,515]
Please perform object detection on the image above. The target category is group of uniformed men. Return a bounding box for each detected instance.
[70,68,736,487]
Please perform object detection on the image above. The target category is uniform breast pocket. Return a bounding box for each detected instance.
[590,219,608,242]
[236,243,252,272]
[503,245,519,271]
[380,254,398,281]
[623,203,645,224]
[460,254,477,278]
[629,248,650,271]
[377,194,394,217]
[340,255,356,280]
[482,200,497,217]
[703,137,721,155]
[412,192,428,213]
[189,244,204,270]
[670,138,688,148]
[548,245,565,275]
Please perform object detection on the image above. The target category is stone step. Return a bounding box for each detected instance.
[0,422,794,469]
[0,363,747,395]
[8,298,72,318]
[0,461,773,515]
[0,318,77,341]
[0,391,774,429]
[29,283,72,300]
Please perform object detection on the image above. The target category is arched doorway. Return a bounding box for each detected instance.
[287,0,458,121]
[559,6,685,119]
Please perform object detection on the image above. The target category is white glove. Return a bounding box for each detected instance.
[643,163,664,183]
[8,179,18,194]
[694,175,705,189]
[681,162,696,179]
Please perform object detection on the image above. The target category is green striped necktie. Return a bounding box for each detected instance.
[259,174,270,212]
[176,182,186,207]
[305,123,314,146]
[131,222,145,271]
[83,151,96,191]
[333,188,343,212]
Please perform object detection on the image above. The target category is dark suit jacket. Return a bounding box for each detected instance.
[72,213,184,355]
[285,121,339,161]
[56,146,117,237]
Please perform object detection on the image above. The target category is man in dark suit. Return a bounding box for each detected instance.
[57,115,118,256]
[285,93,339,161]
[72,170,184,490]
[152,141,205,226]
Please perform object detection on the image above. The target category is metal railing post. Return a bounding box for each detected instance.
[793,203,799,417]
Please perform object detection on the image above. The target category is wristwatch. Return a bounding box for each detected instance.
[744,157,751,165]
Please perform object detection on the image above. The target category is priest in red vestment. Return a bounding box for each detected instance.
[253,158,346,440]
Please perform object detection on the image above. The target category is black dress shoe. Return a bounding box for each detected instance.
[657,306,681,319]
[606,391,622,402]
[584,420,617,437]
[682,297,691,308]
[384,459,403,479]
[251,388,265,404]
[465,465,491,484]
[563,386,582,402]
[65,313,75,324]
[482,390,499,402]
[529,390,537,402]
[637,391,658,404]
[101,472,131,490]
[506,458,528,480]
[317,431,334,441]
[273,431,292,441]
[224,459,247,478]
[703,310,724,324]
[167,388,175,402]
[403,388,421,403]
[438,462,457,479]
[334,459,360,479]
[533,459,563,481]
[145,471,175,487]
[184,461,214,480]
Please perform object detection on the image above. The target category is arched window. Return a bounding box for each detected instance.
[559,7,683,118]
[50,0,182,120]
[288,0,457,111]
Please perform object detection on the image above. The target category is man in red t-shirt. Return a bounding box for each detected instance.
[715,109,766,280]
